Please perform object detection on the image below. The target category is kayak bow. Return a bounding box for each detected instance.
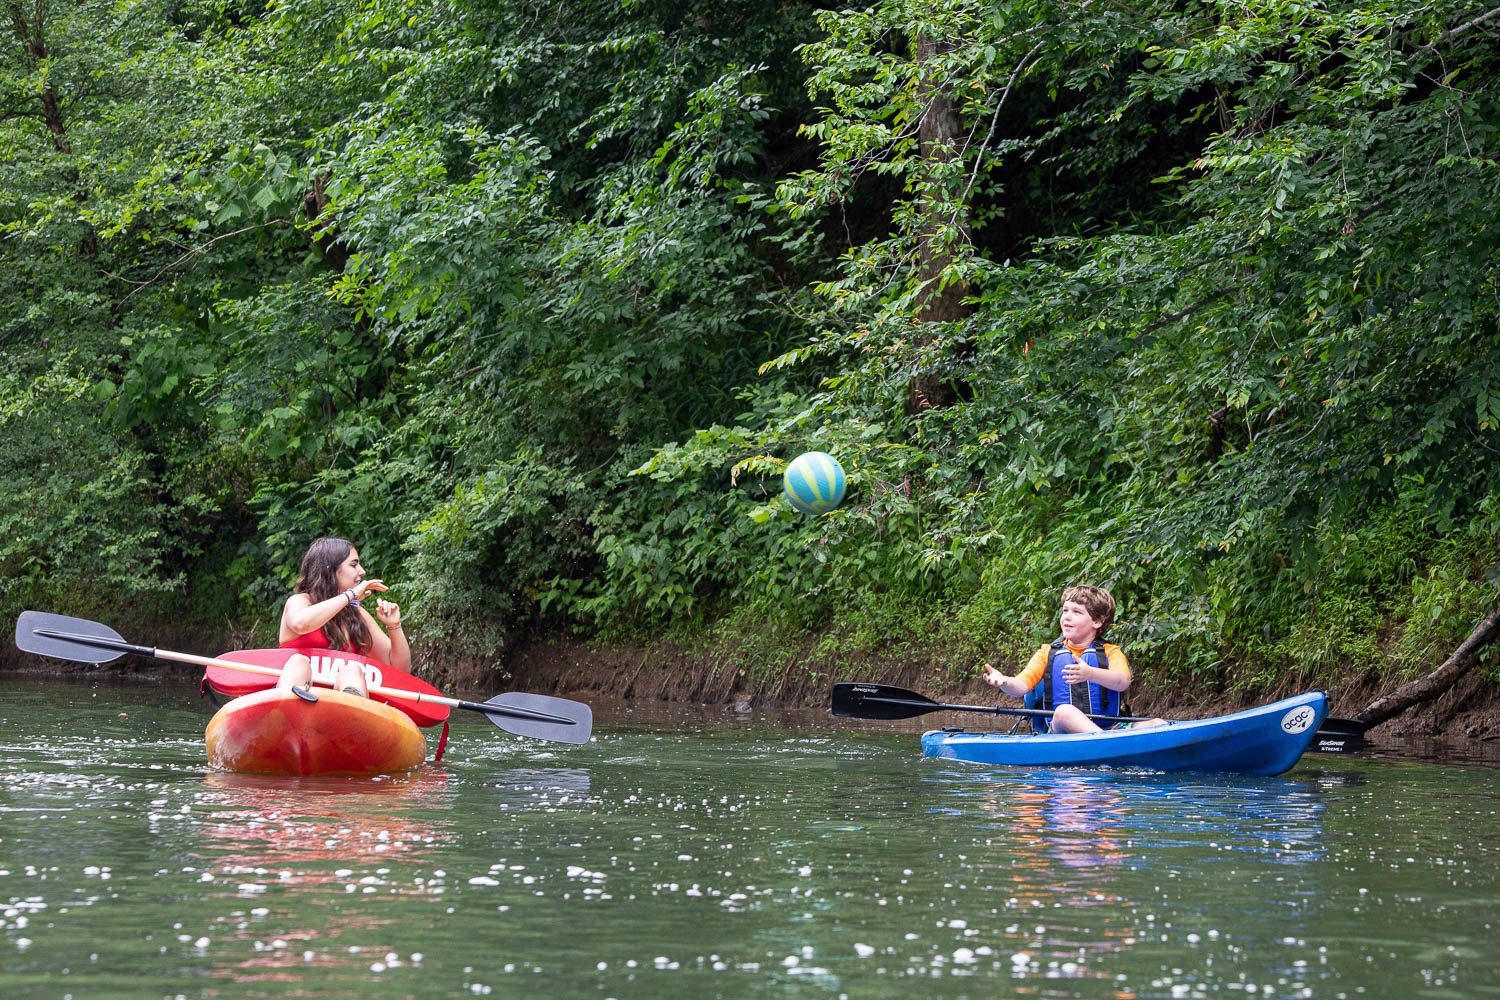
[205,687,427,777]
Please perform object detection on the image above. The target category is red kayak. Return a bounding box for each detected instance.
[205,687,427,777]
[12,614,593,775]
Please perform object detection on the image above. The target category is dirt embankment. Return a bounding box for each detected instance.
[7,630,1498,742]
[496,636,1500,743]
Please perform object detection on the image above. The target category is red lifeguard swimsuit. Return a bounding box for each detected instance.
[281,628,333,652]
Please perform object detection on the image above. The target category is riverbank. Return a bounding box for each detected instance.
[6,631,1498,744]
[497,636,1500,744]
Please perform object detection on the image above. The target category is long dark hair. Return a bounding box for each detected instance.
[294,536,369,653]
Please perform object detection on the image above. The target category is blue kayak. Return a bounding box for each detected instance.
[921,691,1328,776]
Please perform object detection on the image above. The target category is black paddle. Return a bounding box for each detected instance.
[830,681,1366,754]
[15,611,592,746]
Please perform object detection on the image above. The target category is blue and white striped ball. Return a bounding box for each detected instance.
[783,451,847,514]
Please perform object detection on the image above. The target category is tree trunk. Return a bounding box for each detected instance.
[302,173,351,273]
[906,35,971,414]
[1355,603,1500,728]
[6,1,71,152]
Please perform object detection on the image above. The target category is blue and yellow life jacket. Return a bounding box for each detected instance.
[1022,639,1122,733]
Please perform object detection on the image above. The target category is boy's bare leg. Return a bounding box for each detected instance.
[1050,704,1102,733]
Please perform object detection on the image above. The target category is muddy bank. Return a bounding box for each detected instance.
[6,631,1499,743]
[500,636,1500,744]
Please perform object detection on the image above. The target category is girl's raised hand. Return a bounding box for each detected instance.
[374,598,402,626]
[355,578,388,600]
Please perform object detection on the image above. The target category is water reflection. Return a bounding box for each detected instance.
[194,768,454,867]
[917,767,1331,989]
[481,767,593,810]
[930,767,1328,863]
[189,769,456,990]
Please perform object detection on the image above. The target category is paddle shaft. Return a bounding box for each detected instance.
[876,693,1364,736]
[29,625,577,728]
[831,681,1365,752]
[871,691,1158,726]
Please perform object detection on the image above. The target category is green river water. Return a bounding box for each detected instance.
[2,673,1498,999]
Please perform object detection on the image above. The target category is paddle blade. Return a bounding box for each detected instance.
[1309,730,1366,754]
[830,682,943,721]
[14,611,136,664]
[1307,716,1368,754]
[480,692,593,745]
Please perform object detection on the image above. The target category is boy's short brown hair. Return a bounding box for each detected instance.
[1062,585,1116,633]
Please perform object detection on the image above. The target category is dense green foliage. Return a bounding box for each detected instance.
[4,0,1498,690]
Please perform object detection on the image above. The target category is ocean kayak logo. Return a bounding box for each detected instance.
[1280,705,1316,735]
[308,654,384,689]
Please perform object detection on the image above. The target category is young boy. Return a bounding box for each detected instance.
[982,585,1164,733]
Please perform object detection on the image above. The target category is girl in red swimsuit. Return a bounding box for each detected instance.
[276,537,410,696]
